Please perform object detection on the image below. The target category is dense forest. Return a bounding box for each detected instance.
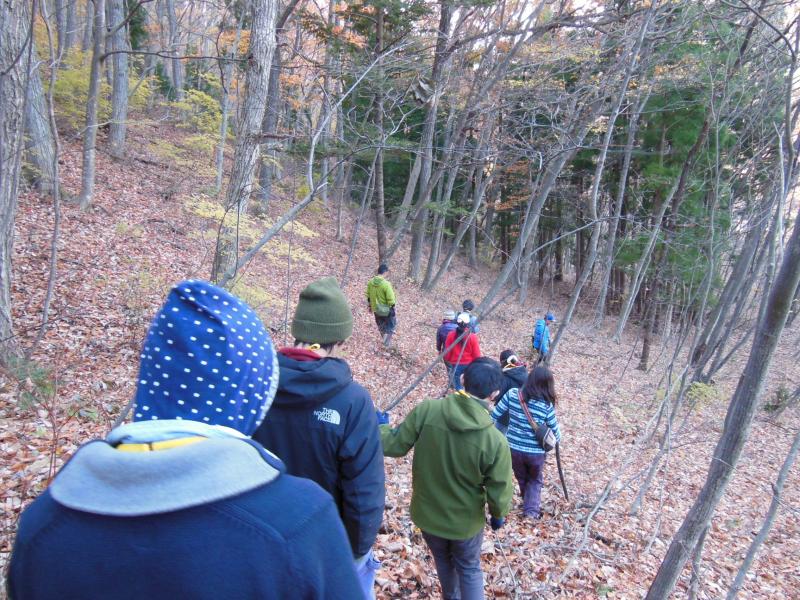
[1,0,799,597]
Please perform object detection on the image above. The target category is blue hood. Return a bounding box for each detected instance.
[273,353,353,408]
[134,280,280,436]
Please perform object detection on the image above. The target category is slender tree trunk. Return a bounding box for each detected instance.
[108,0,129,158]
[56,0,67,59]
[425,156,493,291]
[256,45,283,210]
[645,187,800,599]
[65,0,77,53]
[215,17,243,195]
[595,89,648,323]
[394,0,451,271]
[165,0,184,99]
[478,99,599,312]
[78,0,105,210]
[82,0,93,52]
[24,58,57,193]
[372,6,387,264]
[615,118,711,341]
[220,0,277,222]
[727,428,800,599]
[0,0,32,364]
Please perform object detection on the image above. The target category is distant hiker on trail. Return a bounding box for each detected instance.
[437,309,459,381]
[462,298,480,333]
[253,276,385,600]
[436,310,458,353]
[495,350,529,435]
[532,312,555,363]
[378,358,513,600]
[491,366,562,520]
[366,263,397,348]
[8,281,362,599]
[443,312,482,391]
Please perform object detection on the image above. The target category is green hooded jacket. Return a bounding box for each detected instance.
[366,276,396,313]
[381,392,513,540]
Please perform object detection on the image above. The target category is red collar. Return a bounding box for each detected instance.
[279,347,321,362]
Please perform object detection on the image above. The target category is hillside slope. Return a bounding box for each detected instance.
[1,117,798,598]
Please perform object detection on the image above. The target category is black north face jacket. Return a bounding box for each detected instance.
[252,349,385,557]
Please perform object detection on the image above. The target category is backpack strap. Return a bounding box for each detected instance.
[517,388,540,433]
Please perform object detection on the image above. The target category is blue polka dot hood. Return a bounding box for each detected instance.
[133,280,280,436]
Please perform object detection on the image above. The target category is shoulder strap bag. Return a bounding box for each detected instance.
[518,388,556,452]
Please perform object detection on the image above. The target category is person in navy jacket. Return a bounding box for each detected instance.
[8,281,362,600]
[253,277,385,599]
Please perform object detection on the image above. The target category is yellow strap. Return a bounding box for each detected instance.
[116,436,207,452]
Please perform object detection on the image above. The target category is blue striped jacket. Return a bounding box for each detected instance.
[491,387,561,454]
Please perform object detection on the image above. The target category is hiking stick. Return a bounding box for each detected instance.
[381,286,518,412]
[493,532,520,599]
[555,443,569,501]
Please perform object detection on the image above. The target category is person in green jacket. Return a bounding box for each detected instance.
[366,263,397,348]
[379,358,513,600]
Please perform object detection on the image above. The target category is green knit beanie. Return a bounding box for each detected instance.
[292,276,353,344]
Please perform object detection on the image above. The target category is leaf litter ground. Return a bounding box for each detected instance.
[1,117,798,598]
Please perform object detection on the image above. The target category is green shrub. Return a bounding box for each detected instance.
[53,51,112,130]
[53,50,154,131]
[171,89,222,135]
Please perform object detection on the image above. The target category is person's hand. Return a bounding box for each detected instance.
[376,410,390,425]
[490,516,505,531]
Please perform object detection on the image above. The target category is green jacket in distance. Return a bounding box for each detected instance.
[380,392,513,540]
[366,276,396,313]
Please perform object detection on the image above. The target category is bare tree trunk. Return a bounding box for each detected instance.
[82,0,93,51]
[24,58,57,193]
[65,0,77,53]
[220,0,277,219]
[78,0,105,210]
[687,525,710,600]
[165,0,184,100]
[425,156,493,291]
[693,216,766,379]
[215,16,243,195]
[727,427,800,599]
[399,0,451,277]
[0,0,31,364]
[615,118,711,341]
[478,100,598,312]
[372,5,387,264]
[55,0,67,59]
[595,89,648,323]
[255,44,283,209]
[108,0,129,158]
[645,180,800,599]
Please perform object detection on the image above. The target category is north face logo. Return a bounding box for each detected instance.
[313,408,341,425]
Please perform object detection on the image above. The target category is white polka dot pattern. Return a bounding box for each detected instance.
[133,280,280,435]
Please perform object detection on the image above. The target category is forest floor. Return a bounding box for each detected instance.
[1,114,799,599]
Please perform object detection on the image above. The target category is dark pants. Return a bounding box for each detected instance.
[511,450,546,518]
[422,530,484,600]
[374,310,396,335]
[450,363,468,391]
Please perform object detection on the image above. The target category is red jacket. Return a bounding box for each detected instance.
[444,329,481,365]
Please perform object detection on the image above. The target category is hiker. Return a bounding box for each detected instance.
[366,263,397,348]
[491,366,562,520]
[532,312,555,363]
[443,312,482,391]
[437,309,459,381]
[8,281,362,599]
[253,276,385,600]
[436,310,458,353]
[495,350,529,435]
[462,299,480,333]
[378,358,514,600]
